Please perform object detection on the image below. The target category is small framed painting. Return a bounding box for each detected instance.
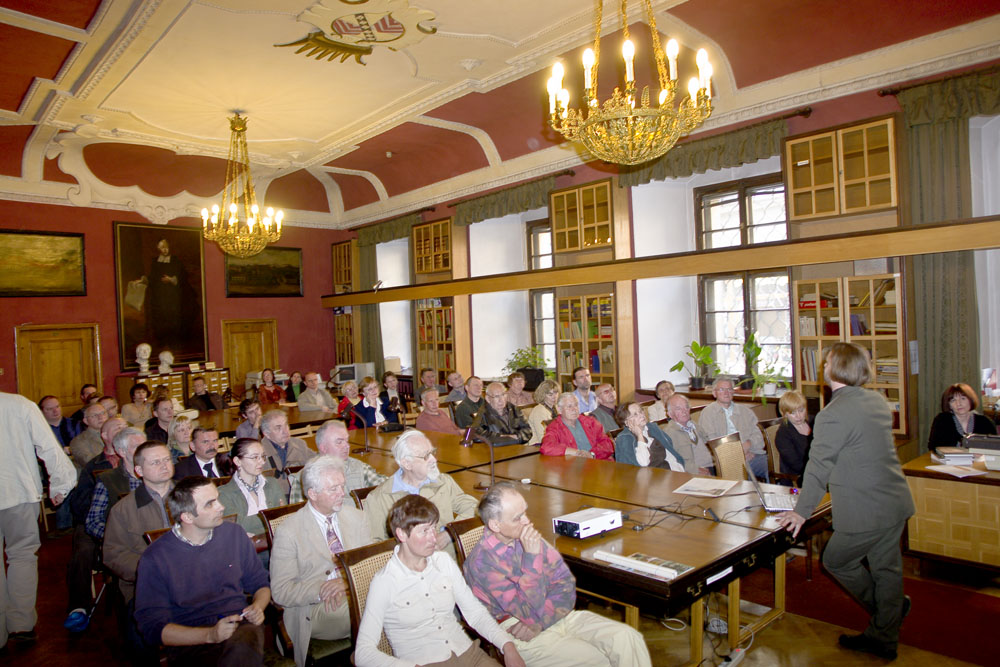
[0,230,86,296]
[225,246,303,297]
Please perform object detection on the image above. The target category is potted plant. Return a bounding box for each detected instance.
[743,333,791,404]
[501,346,552,391]
[670,341,719,390]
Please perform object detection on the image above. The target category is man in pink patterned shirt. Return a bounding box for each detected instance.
[462,483,650,667]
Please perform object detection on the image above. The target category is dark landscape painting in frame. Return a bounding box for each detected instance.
[114,222,207,370]
[225,246,303,297]
[0,230,86,296]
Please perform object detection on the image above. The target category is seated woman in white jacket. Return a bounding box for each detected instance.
[356,494,525,667]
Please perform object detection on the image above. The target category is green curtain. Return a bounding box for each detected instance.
[618,118,787,188]
[898,68,1000,451]
[452,176,556,226]
[358,242,384,379]
[357,212,420,247]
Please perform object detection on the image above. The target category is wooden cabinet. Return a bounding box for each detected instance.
[793,273,905,434]
[115,367,231,407]
[186,368,231,401]
[415,298,454,385]
[556,293,615,391]
[413,220,451,274]
[785,117,896,220]
[550,180,612,253]
[335,314,354,365]
[332,240,354,293]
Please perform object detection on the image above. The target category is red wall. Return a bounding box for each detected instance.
[0,199,354,397]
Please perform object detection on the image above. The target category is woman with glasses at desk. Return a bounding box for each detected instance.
[927,382,997,449]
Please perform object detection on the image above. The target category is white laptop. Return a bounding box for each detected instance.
[743,461,797,512]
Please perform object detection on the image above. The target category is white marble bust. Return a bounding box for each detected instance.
[158,350,174,375]
[136,343,151,374]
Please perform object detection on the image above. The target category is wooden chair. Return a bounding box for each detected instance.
[401,412,421,427]
[259,501,307,551]
[289,424,313,438]
[689,404,706,424]
[210,475,232,487]
[350,485,377,511]
[708,433,748,481]
[336,538,397,657]
[446,517,485,567]
[143,526,170,545]
[758,417,797,486]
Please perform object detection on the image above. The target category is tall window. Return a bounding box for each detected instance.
[696,175,787,250]
[527,219,555,370]
[528,219,553,269]
[696,174,791,377]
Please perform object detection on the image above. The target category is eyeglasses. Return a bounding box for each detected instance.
[411,448,437,461]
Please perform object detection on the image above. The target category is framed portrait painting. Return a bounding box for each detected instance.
[114,222,207,370]
[224,246,303,297]
[0,230,86,296]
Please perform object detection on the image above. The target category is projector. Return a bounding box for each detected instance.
[552,508,622,539]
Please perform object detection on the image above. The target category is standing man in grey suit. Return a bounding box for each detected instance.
[269,455,372,667]
[778,342,914,661]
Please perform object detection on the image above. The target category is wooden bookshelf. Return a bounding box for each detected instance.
[334,313,354,365]
[556,293,615,391]
[332,240,353,293]
[413,220,451,274]
[415,298,455,386]
[550,180,612,253]
[792,273,906,434]
[331,239,358,364]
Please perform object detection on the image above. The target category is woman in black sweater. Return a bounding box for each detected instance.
[927,383,997,449]
[774,390,813,484]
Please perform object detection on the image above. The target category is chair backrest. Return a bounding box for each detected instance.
[757,417,783,475]
[289,424,313,438]
[689,404,706,425]
[259,501,307,550]
[445,516,485,568]
[708,433,748,481]
[211,475,232,487]
[336,538,396,656]
[439,400,457,422]
[608,426,624,440]
[143,526,171,545]
[350,485,377,511]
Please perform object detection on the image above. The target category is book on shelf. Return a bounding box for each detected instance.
[849,313,869,335]
[798,316,816,336]
[873,279,893,305]
[823,318,840,336]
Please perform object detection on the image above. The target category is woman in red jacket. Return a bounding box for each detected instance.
[540,392,615,460]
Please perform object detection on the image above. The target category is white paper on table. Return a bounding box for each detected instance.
[925,464,988,478]
[673,478,739,497]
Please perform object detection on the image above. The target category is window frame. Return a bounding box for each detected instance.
[693,172,787,251]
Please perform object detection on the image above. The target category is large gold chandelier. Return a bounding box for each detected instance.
[201,114,283,258]
[546,0,713,166]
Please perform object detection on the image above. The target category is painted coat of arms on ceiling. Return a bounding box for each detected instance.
[277,0,437,64]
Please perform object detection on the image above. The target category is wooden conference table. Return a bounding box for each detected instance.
[346,426,540,470]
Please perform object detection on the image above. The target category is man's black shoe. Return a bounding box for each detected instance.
[839,633,897,660]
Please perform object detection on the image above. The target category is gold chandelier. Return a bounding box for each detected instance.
[201,114,283,258]
[546,0,713,166]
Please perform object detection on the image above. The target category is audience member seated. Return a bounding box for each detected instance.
[540,393,614,460]
[464,483,651,667]
[571,367,597,414]
[774,390,814,484]
[590,383,619,433]
[218,438,286,547]
[288,420,388,503]
[414,388,463,435]
[645,380,675,422]
[505,372,533,408]
[297,372,337,412]
[271,455,373,667]
[475,382,532,444]
[69,403,109,467]
[699,378,768,480]
[235,398,262,440]
[417,367,446,396]
[337,380,364,429]
[98,395,119,419]
[144,396,175,444]
[662,395,714,475]
[167,415,196,462]
[927,382,998,449]
[64,417,127,631]
[256,368,284,405]
[444,371,466,403]
[259,410,313,496]
[174,427,232,479]
[379,371,409,420]
[355,494,524,667]
[353,376,391,427]
[84,428,145,542]
[366,430,477,555]
[527,380,559,446]
[70,383,99,424]
[454,376,485,428]
[121,382,152,427]
[134,477,270,667]
[39,395,82,450]
[187,376,224,412]
[614,403,687,471]
[285,370,307,403]
[103,441,174,660]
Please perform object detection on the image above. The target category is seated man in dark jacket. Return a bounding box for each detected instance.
[186,376,224,412]
[473,383,532,444]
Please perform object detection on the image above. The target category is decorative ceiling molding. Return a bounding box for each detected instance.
[0,7,91,41]
[319,165,389,200]
[410,115,502,166]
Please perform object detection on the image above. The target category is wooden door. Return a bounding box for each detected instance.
[15,323,102,412]
[221,319,278,393]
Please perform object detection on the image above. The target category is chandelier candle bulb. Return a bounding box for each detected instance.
[666,38,679,81]
[688,77,700,102]
[582,48,595,92]
[622,39,635,83]
[703,63,713,98]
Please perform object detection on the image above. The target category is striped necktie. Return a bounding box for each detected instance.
[326,517,344,567]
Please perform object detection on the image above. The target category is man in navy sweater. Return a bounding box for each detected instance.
[134,476,270,665]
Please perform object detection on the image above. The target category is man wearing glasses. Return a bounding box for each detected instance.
[699,377,769,480]
[365,429,477,559]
